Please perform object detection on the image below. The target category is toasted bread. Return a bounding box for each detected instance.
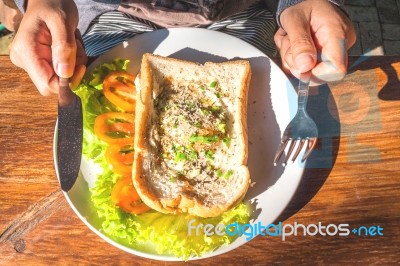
[132,53,251,217]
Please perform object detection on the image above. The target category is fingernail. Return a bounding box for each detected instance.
[295,54,315,72]
[57,63,71,78]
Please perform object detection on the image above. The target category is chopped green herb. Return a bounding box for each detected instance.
[174,151,187,162]
[163,104,172,111]
[169,176,177,182]
[189,150,197,160]
[200,109,211,116]
[187,101,196,110]
[193,121,202,128]
[199,85,205,91]
[173,119,179,128]
[216,169,223,177]
[211,106,221,112]
[223,137,231,147]
[218,123,226,133]
[205,150,215,160]
[223,170,234,179]
[190,134,219,144]
[171,144,177,152]
[173,145,183,151]
[214,92,222,98]
[210,81,218,88]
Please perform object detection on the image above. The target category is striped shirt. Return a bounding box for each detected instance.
[14,0,345,34]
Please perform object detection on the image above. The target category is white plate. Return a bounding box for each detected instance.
[54,28,304,261]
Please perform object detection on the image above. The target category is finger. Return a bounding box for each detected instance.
[27,57,59,95]
[275,28,303,78]
[281,37,293,74]
[48,15,77,78]
[71,31,88,89]
[10,39,59,95]
[274,28,287,51]
[346,24,357,49]
[312,35,348,83]
[70,64,86,89]
[274,28,293,74]
[281,12,317,73]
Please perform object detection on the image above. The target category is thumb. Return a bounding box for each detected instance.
[48,19,77,78]
[282,12,317,73]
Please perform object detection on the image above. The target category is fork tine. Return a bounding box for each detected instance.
[283,139,297,166]
[273,137,290,166]
[301,138,318,162]
[290,139,306,163]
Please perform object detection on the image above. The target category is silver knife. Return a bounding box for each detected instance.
[57,77,83,192]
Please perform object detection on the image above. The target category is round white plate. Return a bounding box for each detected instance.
[54,28,304,261]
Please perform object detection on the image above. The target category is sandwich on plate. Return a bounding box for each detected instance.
[133,54,252,217]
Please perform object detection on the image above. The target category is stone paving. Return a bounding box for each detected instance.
[346,0,400,55]
[0,0,399,56]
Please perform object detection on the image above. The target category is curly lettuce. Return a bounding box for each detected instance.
[75,58,250,260]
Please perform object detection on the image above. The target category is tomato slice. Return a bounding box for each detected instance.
[106,144,134,176]
[94,112,134,144]
[111,177,151,214]
[103,71,136,112]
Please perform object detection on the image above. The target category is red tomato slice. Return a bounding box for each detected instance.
[94,112,134,145]
[103,71,136,112]
[111,177,151,214]
[106,144,134,176]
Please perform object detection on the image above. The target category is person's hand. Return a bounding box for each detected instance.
[9,0,87,95]
[274,0,356,85]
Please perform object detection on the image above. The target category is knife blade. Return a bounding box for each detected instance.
[57,77,83,192]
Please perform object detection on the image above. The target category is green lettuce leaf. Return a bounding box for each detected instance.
[88,58,130,88]
[77,58,250,260]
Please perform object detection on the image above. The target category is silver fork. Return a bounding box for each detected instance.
[274,72,318,166]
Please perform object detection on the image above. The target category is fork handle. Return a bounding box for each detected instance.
[297,72,312,111]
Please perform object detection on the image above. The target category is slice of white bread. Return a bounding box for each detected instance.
[132,53,251,217]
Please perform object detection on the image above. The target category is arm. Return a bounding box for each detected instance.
[274,0,356,85]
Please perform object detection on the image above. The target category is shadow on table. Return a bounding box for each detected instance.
[348,56,400,101]
[276,81,341,222]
